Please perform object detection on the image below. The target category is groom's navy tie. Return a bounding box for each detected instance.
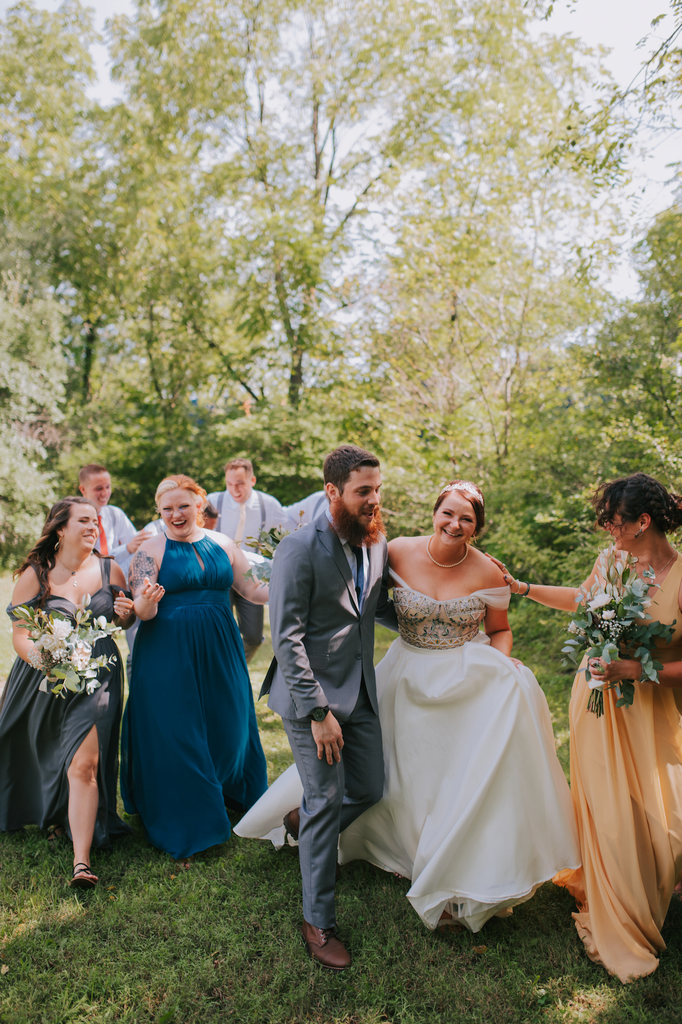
[351,545,364,610]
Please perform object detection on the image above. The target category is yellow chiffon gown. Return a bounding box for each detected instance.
[554,555,682,982]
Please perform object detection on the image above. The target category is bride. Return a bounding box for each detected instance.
[237,480,579,931]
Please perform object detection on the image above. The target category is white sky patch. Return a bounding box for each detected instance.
[538,0,680,297]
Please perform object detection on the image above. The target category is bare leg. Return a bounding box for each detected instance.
[66,725,100,882]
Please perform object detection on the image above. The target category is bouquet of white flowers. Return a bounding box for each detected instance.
[13,596,121,698]
[562,545,675,717]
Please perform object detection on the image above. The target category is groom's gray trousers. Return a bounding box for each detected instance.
[262,512,397,930]
[282,679,384,929]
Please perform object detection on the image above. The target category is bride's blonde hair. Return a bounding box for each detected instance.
[155,475,207,526]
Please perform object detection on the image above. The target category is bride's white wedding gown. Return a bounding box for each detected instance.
[236,574,580,931]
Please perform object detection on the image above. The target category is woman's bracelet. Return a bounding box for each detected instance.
[515,581,531,596]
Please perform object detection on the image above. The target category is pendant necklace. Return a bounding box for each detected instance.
[650,550,676,581]
[57,557,81,588]
[426,535,469,569]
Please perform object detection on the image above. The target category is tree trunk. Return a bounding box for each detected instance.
[288,347,304,407]
[82,321,96,402]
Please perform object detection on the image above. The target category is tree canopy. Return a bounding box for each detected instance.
[1,0,680,577]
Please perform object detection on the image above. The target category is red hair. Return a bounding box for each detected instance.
[155,475,208,526]
[433,480,485,536]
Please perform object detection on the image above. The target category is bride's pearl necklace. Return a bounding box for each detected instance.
[426,535,469,569]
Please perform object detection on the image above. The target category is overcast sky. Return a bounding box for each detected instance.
[1,0,679,295]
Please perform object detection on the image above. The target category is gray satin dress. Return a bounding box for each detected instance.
[0,558,132,847]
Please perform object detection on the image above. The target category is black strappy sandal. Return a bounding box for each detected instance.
[70,863,98,890]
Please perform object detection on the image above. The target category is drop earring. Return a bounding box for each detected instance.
[55,539,60,551]
[634,527,644,538]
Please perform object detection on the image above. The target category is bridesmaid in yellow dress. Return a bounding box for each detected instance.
[501,472,682,983]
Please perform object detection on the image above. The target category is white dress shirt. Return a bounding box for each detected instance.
[143,519,167,538]
[284,490,328,528]
[325,508,369,613]
[206,489,291,552]
[96,504,137,575]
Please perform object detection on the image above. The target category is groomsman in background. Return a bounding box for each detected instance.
[203,501,219,530]
[78,464,149,568]
[284,489,328,527]
[78,463,149,676]
[207,458,290,662]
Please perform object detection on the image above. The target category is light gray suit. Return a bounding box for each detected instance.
[261,512,398,927]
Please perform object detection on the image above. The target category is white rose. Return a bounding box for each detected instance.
[51,619,73,640]
[588,592,612,611]
[601,610,616,620]
[38,635,68,659]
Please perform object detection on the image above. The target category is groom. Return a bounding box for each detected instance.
[261,444,398,970]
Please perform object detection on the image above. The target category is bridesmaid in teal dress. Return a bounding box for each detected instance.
[121,475,268,859]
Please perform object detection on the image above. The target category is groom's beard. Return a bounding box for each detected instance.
[329,494,386,548]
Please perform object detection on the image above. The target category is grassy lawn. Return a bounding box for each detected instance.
[1,582,681,1022]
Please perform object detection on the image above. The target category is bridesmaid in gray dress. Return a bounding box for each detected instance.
[0,497,135,888]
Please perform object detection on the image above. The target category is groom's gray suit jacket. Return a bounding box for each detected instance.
[260,512,398,722]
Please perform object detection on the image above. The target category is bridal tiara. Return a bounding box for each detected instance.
[440,482,484,505]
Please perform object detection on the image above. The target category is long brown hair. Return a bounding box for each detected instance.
[14,497,99,606]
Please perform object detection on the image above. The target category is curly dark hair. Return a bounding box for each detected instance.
[592,473,682,535]
[14,497,101,606]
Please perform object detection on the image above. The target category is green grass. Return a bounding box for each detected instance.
[1,587,682,1023]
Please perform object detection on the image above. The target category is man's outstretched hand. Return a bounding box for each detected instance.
[311,712,344,765]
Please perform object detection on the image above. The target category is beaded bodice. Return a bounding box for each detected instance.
[390,571,510,651]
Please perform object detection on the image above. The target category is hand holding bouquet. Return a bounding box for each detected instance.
[562,545,675,716]
[13,596,122,698]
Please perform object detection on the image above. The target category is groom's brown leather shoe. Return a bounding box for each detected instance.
[301,920,351,971]
[283,807,300,841]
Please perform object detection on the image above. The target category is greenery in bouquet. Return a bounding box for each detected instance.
[562,545,674,717]
[13,596,121,698]
[244,514,305,584]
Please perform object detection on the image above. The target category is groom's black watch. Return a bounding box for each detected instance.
[309,706,330,722]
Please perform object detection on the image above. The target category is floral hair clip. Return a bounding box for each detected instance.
[440,482,483,505]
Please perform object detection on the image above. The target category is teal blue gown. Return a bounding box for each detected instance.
[120,534,268,859]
